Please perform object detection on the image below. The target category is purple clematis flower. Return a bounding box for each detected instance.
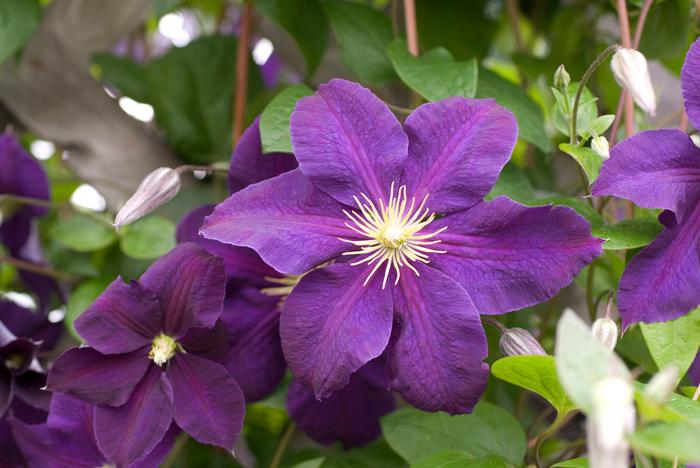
[46,243,245,466]
[592,38,700,327]
[178,121,395,448]
[201,79,602,414]
[690,353,700,386]
[11,393,178,468]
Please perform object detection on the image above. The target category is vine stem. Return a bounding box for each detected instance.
[232,1,254,146]
[269,423,295,468]
[403,0,418,56]
[0,256,77,282]
[505,0,524,52]
[532,412,576,467]
[0,194,113,227]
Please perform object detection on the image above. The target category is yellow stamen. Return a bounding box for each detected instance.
[148,333,178,366]
[339,182,447,289]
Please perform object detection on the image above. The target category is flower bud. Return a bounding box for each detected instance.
[114,167,181,227]
[553,64,570,89]
[587,375,635,468]
[591,135,610,159]
[499,328,546,357]
[691,133,700,148]
[591,317,618,351]
[610,48,656,116]
[644,366,679,404]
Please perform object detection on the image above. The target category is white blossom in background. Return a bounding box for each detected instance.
[71,184,107,212]
[118,97,154,123]
[30,140,55,160]
[611,48,657,116]
[252,38,274,65]
[644,366,679,404]
[587,375,635,468]
[2,292,36,310]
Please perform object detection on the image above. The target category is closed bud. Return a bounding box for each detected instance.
[591,135,610,159]
[499,328,546,357]
[591,317,618,351]
[554,64,570,89]
[691,133,700,148]
[114,167,181,227]
[644,366,679,404]
[587,375,635,468]
[611,48,656,116]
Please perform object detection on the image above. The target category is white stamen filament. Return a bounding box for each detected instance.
[148,333,178,366]
[339,182,446,289]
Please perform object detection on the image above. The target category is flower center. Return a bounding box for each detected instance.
[261,274,302,308]
[339,182,446,289]
[148,333,178,366]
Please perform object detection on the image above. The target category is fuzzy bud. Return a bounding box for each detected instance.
[591,135,610,159]
[553,64,570,89]
[114,167,181,227]
[499,328,546,357]
[587,375,635,468]
[644,366,679,404]
[610,48,656,116]
[591,317,618,351]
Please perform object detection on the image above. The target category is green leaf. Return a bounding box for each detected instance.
[525,196,604,227]
[640,307,700,382]
[617,325,659,374]
[591,218,663,251]
[321,439,405,468]
[638,0,692,60]
[255,0,328,76]
[64,279,110,341]
[292,459,325,468]
[0,0,41,65]
[411,452,507,468]
[381,402,527,465]
[558,143,603,184]
[486,163,536,203]
[552,458,589,468]
[323,0,395,84]
[51,216,117,252]
[555,309,629,414]
[628,421,700,463]
[551,84,599,139]
[119,216,176,260]
[491,355,577,416]
[92,54,148,102]
[259,84,313,153]
[387,40,477,100]
[476,68,551,152]
[588,115,615,136]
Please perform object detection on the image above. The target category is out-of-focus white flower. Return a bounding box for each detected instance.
[644,366,679,404]
[691,133,700,148]
[611,48,656,116]
[499,328,546,357]
[591,317,618,351]
[591,135,610,159]
[587,375,635,468]
[114,167,181,227]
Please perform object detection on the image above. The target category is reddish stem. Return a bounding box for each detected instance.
[232,2,254,146]
[403,0,419,56]
[632,0,654,49]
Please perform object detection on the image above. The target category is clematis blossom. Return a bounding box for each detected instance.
[178,120,395,448]
[46,243,244,466]
[593,37,700,327]
[202,79,602,414]
[11,393,177,468]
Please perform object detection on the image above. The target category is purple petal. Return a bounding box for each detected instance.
[0,132,50,217]
[179,320,230,366]
[682,37,700,131]
[46,347,149,407]
[291,79,407,205]
[592,130,700,221]
[616,207,700,327]
[280,263,393,399]
[402,98,517,213]
[0,417,24,468]
[228,117,297,193]
[177,205,282,287]
[430,196,602,314]
[388,263,489,414]
[139,243,226,337]
[166,353,244,449]
[201,169,352,275]
[689,352,700,386]
[224,288,286,402]
[46,393,95,439]
[10,417,105,468]
[94,366,173,466]
[0,367,13,417]
[13,371,50,411]
[75,278,161,354]
[132,423,179,468]
[287,359,395,449]
[0,299,62,351]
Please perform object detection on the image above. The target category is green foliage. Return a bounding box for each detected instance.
[64,278,110,341]
[640,307,700,382]
[558,143,603,184]
[591,219,664,251]
[411,452,507,468]
[638,0,693,60]
[628,421,700,463]
[0,0,41,65]
[492,355,577,416]
[323,0,395,84]
[381,402,527,465]
[387,40,478,100]
[260,84,313,154]
[552,458,589,468]
[51,215,117,252]
[118,216,176,260]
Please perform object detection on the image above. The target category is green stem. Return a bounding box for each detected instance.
[586,264,597,322]
[0,194,113,228]
[162,434,189,468]
[570,44,620,145]
[532,412,575,467]
[269,423,295,468]
[0,255,77,282]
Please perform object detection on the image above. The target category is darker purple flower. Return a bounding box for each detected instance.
[11,393,177,468]
[201,79,602,414]
[46,243,244,466]
[690,353,700,386]
[593,38,700,327]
